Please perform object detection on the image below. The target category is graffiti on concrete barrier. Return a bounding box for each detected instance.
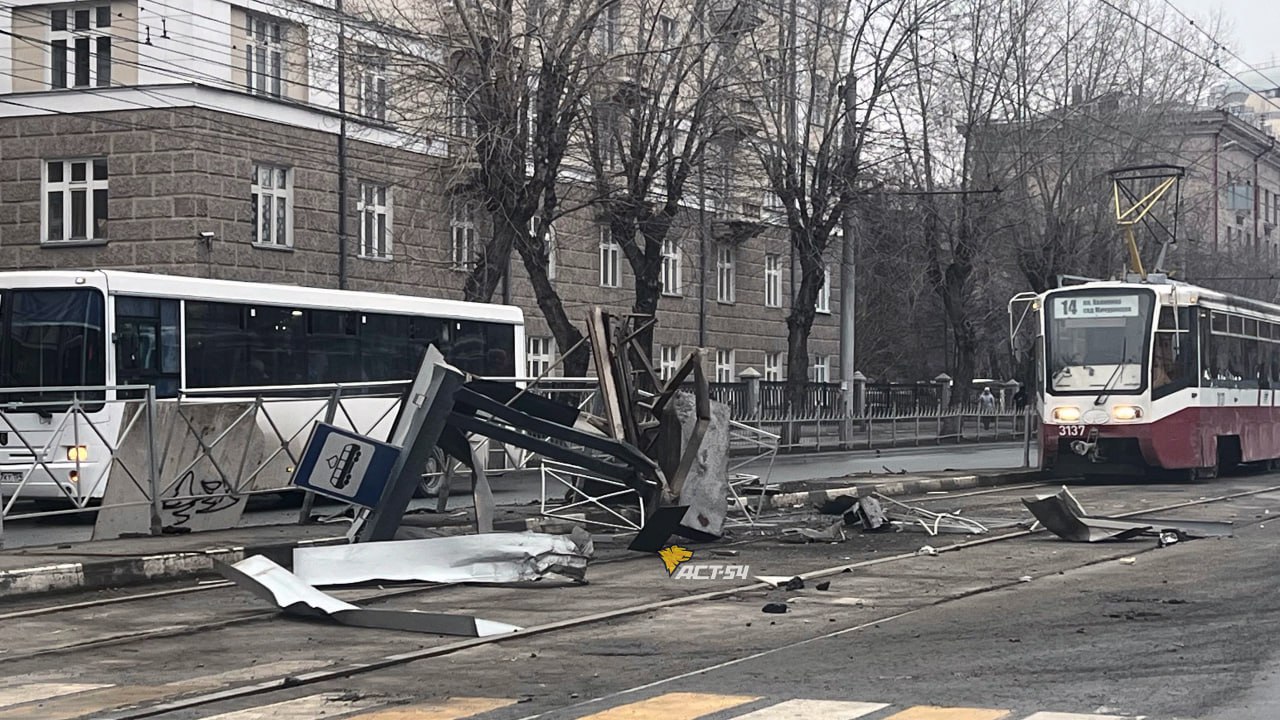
[160,469,243,524]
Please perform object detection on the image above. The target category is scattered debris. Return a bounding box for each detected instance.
[784,576,805,591]
[854,497,891,532]
[710,549,740,558]
[1157,530,1180,548]
[1119,557,1137,565]
[1023,487,1233,543]
[761,602,789,614]
[815,581,831,591]
[1019,575,1033,582]
[819,495,858,515]
[872,493,997,536]
[780,520,847,544]
[916,545,939,556]
[219,555,521,637]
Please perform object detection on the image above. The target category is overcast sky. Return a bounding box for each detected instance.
[1173,0,1278,74]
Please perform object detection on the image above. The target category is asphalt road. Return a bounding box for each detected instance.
[0,472,1273,719]
[0,443,1035,549]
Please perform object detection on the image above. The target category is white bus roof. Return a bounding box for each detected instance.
[0,270,524,325]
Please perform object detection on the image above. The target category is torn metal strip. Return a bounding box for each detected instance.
[293,530,593,586]
[219,555,521,638]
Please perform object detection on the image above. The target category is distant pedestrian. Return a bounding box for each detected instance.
[979,386,995,429]
[1013,385,1027,411]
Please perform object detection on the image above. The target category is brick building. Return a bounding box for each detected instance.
[0,0,843,383]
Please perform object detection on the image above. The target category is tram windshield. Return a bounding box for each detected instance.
[0,288,107,408]
[1045,290,1154,394]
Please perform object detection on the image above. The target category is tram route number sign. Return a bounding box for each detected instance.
[293,423,401,507]
[1055,295,1139,319]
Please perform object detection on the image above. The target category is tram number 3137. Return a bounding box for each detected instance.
[1057,425,1087,437]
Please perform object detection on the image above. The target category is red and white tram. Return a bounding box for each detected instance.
[1029,278,1280,480]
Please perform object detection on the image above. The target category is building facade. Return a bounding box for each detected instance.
[0,0,842,384]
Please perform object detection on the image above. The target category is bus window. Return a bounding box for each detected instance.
[115,296,180,398]
[1,288,106,409]
[307,310,359,383]
[446,321,515,377]
[245,306,306,386]
[186,301,247,388]
[359,313,412,381]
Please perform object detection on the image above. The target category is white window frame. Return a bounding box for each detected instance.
[599,227,621,288]
[811,354,830,383]
[526,336,556,378]
[816,264,831,313]
[451,199,477,270]
[42,158,108,243]
[49,5,112,90]
[358,182,391,259]
[658,344,681,381]
[764,352,783,381]
[251,163,292,248]
[764,253,782,308]
[360,51,389,122]
[716,244,736,304]
[452,91,476,140]
[245,13,284,98]
[530,217,557,281]
[658,14,677,47]
[715,349,735,383]
[661,238,682,296]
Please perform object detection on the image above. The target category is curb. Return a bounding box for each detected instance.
[748,469,1044,511]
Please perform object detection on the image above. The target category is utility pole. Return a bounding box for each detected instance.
[336,0,349,289]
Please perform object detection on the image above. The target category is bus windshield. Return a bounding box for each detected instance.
[0,288,106,408]
[1045,290,1154,395]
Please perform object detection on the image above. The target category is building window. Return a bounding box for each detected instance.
[715,349,735,382]
[658,344,681,381]
[816,264,831,313]
[658,14,677,46]
[50,6,112,89]
[661,238,682,296]
[452,92,475,140]
[358,182,391,259]
[451,200,477,270]
[764,253,782,308]
[600,227,621,288]
[246,14,284,98]
[764,352,783,381]
[251,164,291,247]
[43,158,108,242]
[599,2,620,52]
[360,52,389,122]
[716,244,736,303]
[811,354,830,383]
[531,217,557,280]
[526,336,556,378]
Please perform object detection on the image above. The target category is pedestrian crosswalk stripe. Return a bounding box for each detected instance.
[1018,707,1141,712]
[0,684,111,710]
[883,707,1012,720]
[347,697,519,719]
[194,692,384,720]
[729,699,890,719]
[0,686,169,720]
[577,692,761,719]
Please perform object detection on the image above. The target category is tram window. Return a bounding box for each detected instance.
[185,301,248,388]
[1243,339,1260,388]
[1273,346,1280,383]
[307,310,360,383]
[359,313,412,382]
[1245,318,1259,337]
[1229,315,1244,335]
[1212,313,1228,333]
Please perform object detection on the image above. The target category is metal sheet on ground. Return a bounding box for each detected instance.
[293,530,592,586]
[218,555,522,638]
[93,402,265,539]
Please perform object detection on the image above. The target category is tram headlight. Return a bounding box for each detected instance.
[1111,405,1143,421]
[66,445,88,462]
[1052,406,1082,423]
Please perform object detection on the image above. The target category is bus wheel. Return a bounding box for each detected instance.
[414,449,463,498]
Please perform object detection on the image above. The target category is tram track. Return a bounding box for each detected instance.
[101,479,1280,720]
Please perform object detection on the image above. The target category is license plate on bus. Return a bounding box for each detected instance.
[0,472,21,483]
[1058,425,1087,437]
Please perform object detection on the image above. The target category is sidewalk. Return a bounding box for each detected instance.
[0,467,1042,600]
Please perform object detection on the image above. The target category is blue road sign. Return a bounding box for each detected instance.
[293,423,401,508]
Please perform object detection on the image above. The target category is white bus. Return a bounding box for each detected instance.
[0,270,525,504]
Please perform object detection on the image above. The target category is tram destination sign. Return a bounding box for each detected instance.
[1054,295,1140,319]
[293,423,401,507]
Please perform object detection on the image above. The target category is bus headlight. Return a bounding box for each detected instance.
[1111,405,1143,421]
[1052,406,1082,423]
[66,445,88,462]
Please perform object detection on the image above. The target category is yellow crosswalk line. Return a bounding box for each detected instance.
[0,686,170,720]
[194,692,385,719]
[348,697,519,719]
[577,692,761,719]
[730,699,889,719]
[883,707,1011,720]
[1018,707,1141,712]
[0,684,112,710]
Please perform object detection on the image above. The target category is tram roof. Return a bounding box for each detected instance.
[1045,278,1280,318]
